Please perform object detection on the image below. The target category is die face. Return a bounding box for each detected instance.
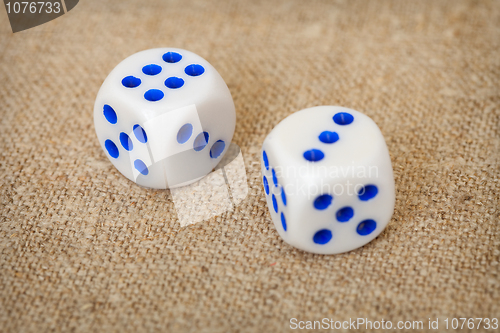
[94,48,236,189]
[261,106,395,254]
[94,101,167,188]
[261,152,301,245]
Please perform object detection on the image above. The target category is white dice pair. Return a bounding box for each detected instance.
[94,49,395,254]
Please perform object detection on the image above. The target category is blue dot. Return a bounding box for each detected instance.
[358,184,378,201]
[144,89,164,102]
[193,132,209,151]
[210,140,225,158]
[272,169,278,187]
[333,112,354,125]
[119,132,133,151]
[319,131,339,144]
[281,212,287,231]
[185,64,205,76]
[121,76,141,88]
[103,105,117,124]
[313,194,333,210]
[162,52,182,63]
[177,123,193,144]
[165,77,185,89]
[133,125,147,143]
[263,176,269,195]
[313,229,332,245]
[134,159,149,176]
[357,219,377,236]
[336,207,354,222]
[262,151,269,170]
[272,194,278,213]
[303,149,324,162]
[142,64,162,76]
[104,140,119,159]
[281,187,287,206]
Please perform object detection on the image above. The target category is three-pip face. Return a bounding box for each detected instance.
[94,48,236,189]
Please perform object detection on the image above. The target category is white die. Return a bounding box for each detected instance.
[261,106,395,254]
[94,48,235,189]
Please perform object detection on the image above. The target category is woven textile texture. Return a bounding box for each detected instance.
[0,0,499,332]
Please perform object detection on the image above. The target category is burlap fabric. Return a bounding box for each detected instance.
[1,1,499,332]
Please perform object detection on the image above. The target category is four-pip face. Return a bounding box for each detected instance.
[94,48,236,189]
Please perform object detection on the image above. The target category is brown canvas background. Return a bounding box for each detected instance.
[1,0,499,332]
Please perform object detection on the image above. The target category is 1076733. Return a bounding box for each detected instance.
[5,2,61,14]
[443,318,498,330]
